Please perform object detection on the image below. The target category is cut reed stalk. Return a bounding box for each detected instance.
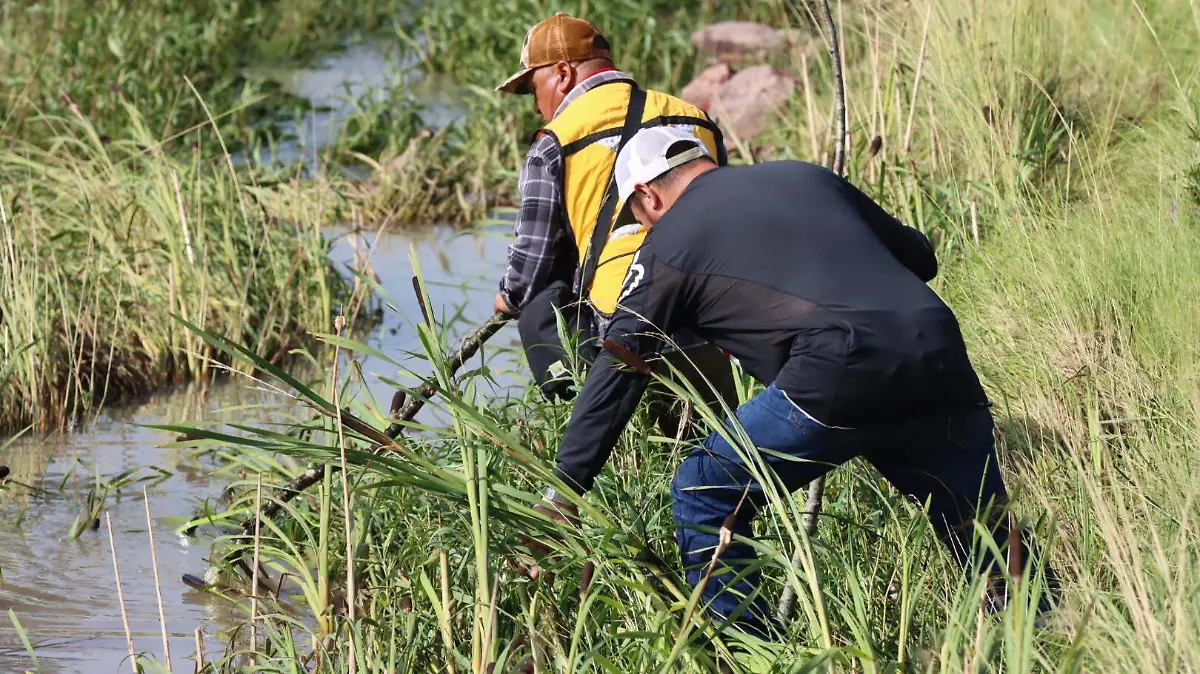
[439,546,456,674]
[482,573,502,668]
[970,200,980,244]
[106,512,140,674]
[331,313,358,674]
[971,578,988,671]
[194,628,205,673]
[142,487,172,671]
[802,52,821,161]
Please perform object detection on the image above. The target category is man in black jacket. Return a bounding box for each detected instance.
[537,126,1049,635]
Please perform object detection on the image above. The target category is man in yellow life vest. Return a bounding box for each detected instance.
[493,12,737,434]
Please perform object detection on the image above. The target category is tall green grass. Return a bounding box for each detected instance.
[948,131,1200,673]
[133,0,1200,670]
[0,101,344,428]
[0,0,394,151]
[181,0,1200,669]
[7,0,1197,670]
[0,0,419,428]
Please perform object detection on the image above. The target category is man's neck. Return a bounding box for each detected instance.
[670,162,720,205]
[574,60,617,82]
[553,64,627,119]
[679,162,719,191]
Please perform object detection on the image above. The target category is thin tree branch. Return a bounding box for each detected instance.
[827,0,848,176]
[779,0,845,624]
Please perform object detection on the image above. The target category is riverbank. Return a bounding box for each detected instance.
[0,111,352,429]
[0,224,517,673]
[1,1,396,153]
[139,0,1200,672]
[0,1,418,429]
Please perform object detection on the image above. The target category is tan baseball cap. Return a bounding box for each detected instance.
[496,13,611,95]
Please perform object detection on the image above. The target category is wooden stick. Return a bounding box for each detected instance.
[779,0,846,624]
[825,0,848,176]
[143,487,173,671]
[383,311,509,437]
[801,475,827,536]
[106,512,140,674]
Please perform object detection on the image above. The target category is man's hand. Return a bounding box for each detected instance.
[494,293,517,317]
[517,500,579,581]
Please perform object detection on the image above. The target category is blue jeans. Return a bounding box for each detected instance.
[671,383,1014,637]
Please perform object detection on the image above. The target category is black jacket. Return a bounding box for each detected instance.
[554,161,987,493]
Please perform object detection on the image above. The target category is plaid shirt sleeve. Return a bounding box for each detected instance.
[498,133,573,313]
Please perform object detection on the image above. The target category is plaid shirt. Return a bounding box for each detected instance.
[498,69,636,313]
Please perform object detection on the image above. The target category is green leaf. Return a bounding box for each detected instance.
[8,610,41,673]
[106,34,123,59]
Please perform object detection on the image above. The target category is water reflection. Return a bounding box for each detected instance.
[242,36,467,170]
[0,223,517,672]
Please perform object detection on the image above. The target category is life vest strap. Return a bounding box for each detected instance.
[561,114,725,159]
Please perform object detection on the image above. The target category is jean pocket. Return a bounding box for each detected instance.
[786,404,826,440]
[946,407,995,454]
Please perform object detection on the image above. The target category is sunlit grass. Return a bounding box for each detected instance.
[129,0,1200,671]
[3,0,1199,670]
[0,102,345,428]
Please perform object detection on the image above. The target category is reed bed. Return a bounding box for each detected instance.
[0,0,411,428]
[153,0,1200,671]
[0,103,346,428]
[4,0,1200,670]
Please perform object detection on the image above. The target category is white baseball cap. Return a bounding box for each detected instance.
[613,126,712,224]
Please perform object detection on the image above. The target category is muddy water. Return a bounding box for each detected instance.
[0,224,518,672]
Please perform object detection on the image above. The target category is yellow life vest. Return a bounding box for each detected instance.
[542,80,726,315]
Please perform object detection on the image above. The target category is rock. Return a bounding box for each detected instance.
[690,22,786,65]
[710,65,797,141]
[679,63,733,112]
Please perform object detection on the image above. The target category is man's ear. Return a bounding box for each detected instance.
[637,184,663,213]
[553,61,574,94]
